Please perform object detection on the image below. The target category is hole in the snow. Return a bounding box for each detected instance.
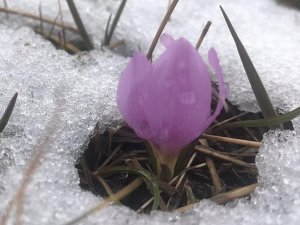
[75,101,293,213]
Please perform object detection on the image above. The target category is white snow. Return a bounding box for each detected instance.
[0,24,127,224]
[0,0,300,224]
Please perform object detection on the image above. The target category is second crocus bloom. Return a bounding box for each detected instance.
[117,34,227,179]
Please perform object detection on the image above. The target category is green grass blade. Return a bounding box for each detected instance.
[0,93,18,133]
[217,106,300,129]
[66,0,94,50]
[105,0,127,45]
[220,6,279,128]
[185,185,197,205]
[100,166,160,210]
[104,14,112,45]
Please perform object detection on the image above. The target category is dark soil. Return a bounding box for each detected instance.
[75,101,293,213]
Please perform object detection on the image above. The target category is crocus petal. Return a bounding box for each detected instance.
[143,38,212,155]
[117,52,153,139]
[117,36,227,157]
[206,47,227,126]
[160,33,175,48]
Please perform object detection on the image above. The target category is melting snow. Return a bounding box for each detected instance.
[1,0,300,224]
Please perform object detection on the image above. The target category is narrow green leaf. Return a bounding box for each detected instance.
[220,6,279,129]
[66,0,94,50]
[100,166,160,210]
[104,14,112,45]
[105,0,127,45]
[0,93,18,133]
[217,106,300,130]
[185,185,197,205]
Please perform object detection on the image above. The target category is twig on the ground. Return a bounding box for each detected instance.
[200,140,223,194]
[195,21,212,50]
[146,0,179,60]
[0,7,79,33]
[195,145,257,169]
[201,134,261,148]
[175,152,197,189]
[96,175,120,204]
[176,183,257,212]
[205,156,223,194]
[210,183,257,204]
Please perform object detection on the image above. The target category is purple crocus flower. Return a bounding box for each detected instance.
[117,34,226,175]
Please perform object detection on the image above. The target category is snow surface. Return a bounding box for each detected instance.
[0,0,300,224]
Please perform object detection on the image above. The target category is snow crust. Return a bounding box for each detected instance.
[1,0,300,224]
